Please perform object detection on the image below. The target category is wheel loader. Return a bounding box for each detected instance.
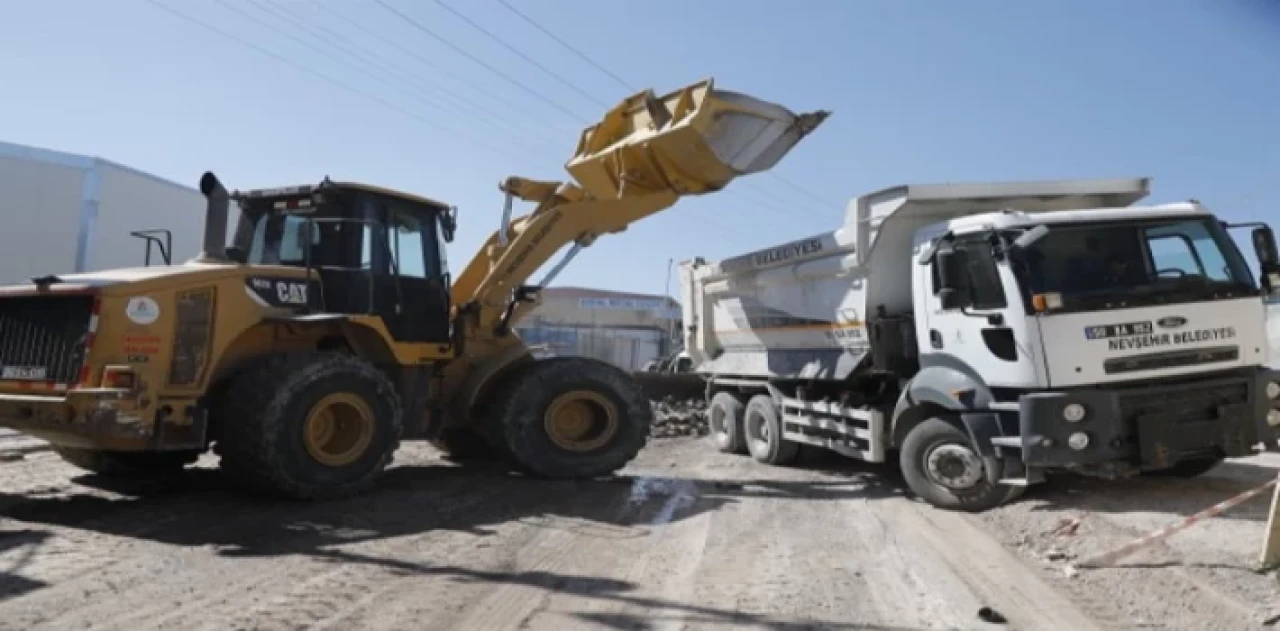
[0,79,828,499]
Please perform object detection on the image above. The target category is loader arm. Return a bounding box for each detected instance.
[450,78,830,346]
[441,78,829,422]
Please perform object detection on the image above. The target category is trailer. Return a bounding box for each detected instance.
[680,177,1280,511]
[0,140,204,282]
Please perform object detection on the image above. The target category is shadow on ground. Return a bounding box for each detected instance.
[1020,459,1279,522]
[0,454,911,629]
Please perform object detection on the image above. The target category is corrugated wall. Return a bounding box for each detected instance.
[0,157,85,281]
[90,163,204,271]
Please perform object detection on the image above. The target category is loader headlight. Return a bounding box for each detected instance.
[1063,403,1087,423]
[1067,432,1091,451]
[1266,382,1280,400]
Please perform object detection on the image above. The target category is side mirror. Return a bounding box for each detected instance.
[936,248,971,310]
[1253,226,1278,268]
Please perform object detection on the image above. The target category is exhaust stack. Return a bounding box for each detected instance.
[196,171,230,262]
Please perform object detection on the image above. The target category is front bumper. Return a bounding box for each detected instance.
[1010,369,1280,470]
[0,389,160,451]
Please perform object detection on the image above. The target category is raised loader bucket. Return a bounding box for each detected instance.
[566,78,830,200]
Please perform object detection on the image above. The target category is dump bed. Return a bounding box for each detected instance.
[680,177,1152,381]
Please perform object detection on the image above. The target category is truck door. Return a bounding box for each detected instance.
[920,232,1042,388]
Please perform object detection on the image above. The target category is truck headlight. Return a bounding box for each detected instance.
[1067,432,1090,450]
[1267,382,1280,400]
[1268,409,1280,427]
[1063,403,1087,423]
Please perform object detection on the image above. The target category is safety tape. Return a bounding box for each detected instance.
[1072,475,1279,570]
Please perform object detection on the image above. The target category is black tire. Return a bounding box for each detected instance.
[707,391,747,454]
[899,417,1021,512]
[1145,456,1224,478]
[492,356,650,479]
[742,394,799,465]
[215,351,403,500]
[53,446,200,477]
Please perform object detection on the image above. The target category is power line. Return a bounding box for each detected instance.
[372,0,589,122]
[223,0,546,165]
[262,0,564,156]
[309,0,575,144]
[483,2,832,223]
[144,0,540,170]
[429,0,611,109]
[494,0,636,94]
[768,172,842,209]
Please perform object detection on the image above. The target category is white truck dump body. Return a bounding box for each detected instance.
[681,177,1153,380]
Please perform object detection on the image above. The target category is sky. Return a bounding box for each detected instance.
[1,0,1278,300]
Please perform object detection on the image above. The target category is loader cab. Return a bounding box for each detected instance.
[231,180,456,345]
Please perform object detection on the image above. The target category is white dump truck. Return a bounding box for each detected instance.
[680,177,1280,511]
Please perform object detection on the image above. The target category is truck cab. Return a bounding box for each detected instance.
[682,177,1280,511]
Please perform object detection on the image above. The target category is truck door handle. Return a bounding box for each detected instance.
[930,329,943,349]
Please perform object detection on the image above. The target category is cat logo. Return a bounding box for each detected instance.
[275,282,308,306]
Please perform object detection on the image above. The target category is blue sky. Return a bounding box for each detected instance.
[2,1,1277,298]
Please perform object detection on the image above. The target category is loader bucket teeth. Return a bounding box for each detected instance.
[565,78,830,200]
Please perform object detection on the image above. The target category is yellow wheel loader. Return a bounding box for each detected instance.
[0,80,828,499]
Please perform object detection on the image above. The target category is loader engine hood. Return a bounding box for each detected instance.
[0,263,237,294]
[1037,297,1269,387]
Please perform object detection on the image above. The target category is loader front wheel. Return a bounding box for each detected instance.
[53,447,200,478]
[494,357,650,479]
[216,352,403,500]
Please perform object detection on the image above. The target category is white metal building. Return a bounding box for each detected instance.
[516,287,681,370]
[0,140,205,283]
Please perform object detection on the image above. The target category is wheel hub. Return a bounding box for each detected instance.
[303,393,375,467]
[925,443,984,490]
[544,390,619,453]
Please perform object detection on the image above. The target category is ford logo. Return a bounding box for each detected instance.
[1157,316,1188,329]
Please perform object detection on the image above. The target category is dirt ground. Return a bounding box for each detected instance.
[0,430,1276,631]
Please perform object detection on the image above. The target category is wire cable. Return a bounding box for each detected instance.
[309,0,575,143]
[262,0,565,155]
[145,0,541,170]
[429,0,611,109]
[373,0,589,122]
[494,0,636,94]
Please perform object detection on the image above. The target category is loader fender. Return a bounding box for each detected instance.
[452,344,536,421]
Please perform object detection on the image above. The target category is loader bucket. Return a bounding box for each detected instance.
[566,78,830,200]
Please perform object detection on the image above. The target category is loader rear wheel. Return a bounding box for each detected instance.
[53,447,200,478]
[216,352,403,500]
[493,357,650,479]
[708,391,747,454]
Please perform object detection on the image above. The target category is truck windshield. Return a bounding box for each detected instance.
[1016,217,1257,303]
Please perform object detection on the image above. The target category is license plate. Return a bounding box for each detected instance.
[1,366,47,380]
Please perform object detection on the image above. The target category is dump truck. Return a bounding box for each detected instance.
[680,177,1280,511]
[0,79,828,498]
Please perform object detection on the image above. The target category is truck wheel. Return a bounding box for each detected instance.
[493,356,650,479]
[1145,456,1224,478]
[216,352,403,500]
[708,391,747,454]
[53,447,200,477]
[742,394,798,465]
[899,417,1019,512]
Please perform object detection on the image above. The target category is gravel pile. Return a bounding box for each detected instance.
[649,396,709,438]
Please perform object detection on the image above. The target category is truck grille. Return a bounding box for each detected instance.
[0,295,96,385]
[1118,381,1249,426]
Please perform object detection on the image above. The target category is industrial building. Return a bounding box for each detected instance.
[515,286,681,371]
[0,140,205,282]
